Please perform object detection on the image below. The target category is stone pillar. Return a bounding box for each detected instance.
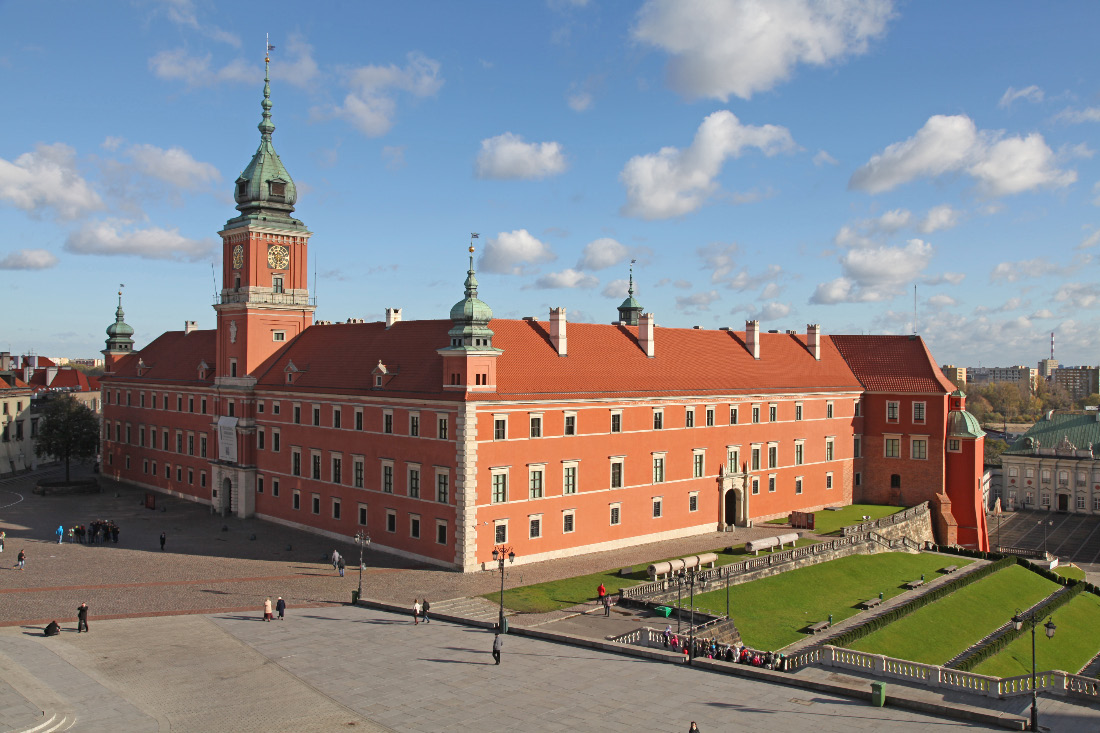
[454,403,479,571]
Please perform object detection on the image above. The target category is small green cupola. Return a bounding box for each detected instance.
[229,47,302,229]
[445,244,499,351]
[105,289,135,353]
[616,261,643,326]
[947,388,985,439]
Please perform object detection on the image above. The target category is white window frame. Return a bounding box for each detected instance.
[332,497,342,520]
[563,509,576,534]
[562,461,578,495]
[610,409,622,434]
[358,503,368,527]
[491,467,509,504]
[689,491,699,512]
[407,463,421,499]
[727,446,740,473]
[529,514,543,539]
[409,513,421,539]
[795,402,803,421]
[380,459,395,493]
[530,413,543,438]
[826,472,834,490]
[652,408,664,430]
[435,519,448,545]
[564,411,577,436]
[685,406,696,428]
[652,496,663,519]
[910,437,928,461]
[386,508,398,533]
[610,456,625,489]
[884,435,901,458]
[652,452,666,484]
[528,464,546,499]
[493,520,507,544]
[609,503,621,526]
[705,405,715,427]
[886,401,899,422]
[794,440,804,466]
[795,476,803,495]
[493,413,508,441]
[913,401,926,424]
[693,449,705,478]
[768,474,776,493]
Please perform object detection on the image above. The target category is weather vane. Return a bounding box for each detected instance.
[266,33,275,62]
[470,232,479,253]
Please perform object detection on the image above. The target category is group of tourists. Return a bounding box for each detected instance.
[261,597,286,621]
[56,521,120,544]
[412,598,430,624]
[660,626,786,670]
[331,550,346,576]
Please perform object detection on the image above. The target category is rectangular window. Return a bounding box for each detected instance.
[436,473,449,503]
[751,447,760,471]
[825,438,834,461]
[563,512,575,533]
[727,448,739,472]
[530,415,542,438]
[355,409,363,431]
[911,439,928,460]
[387,511,397,533]
[383,411,393,434]
[795,403,803,421]
[752,406,760,423]
[258,430,265,450]
[652,498,662,518]
[827,401,834,419]
[188,397,194,413]
[358,504,368,526]
[885,438,900,458]
[886,401,899,421]
[409,413,419,437]
[795,442,804,465]
[354,459,364,488]
[202,397,208,414]
[437,521,448,545]
[653,410,663,430]
[271,431,279,453]
[854,400,861,417]
[312,406,321,427]
[410,515,421,539]
[529,517,541,539]
[187,434,194,456]
[769,404,777,422]
[706,407,715,427]
[826,472,833,490]
[529,468,544,499]
[768,475,776,493]
[176,433,183,453]
[730,406,738,424]
[610,459,623,489]
[610,505,621,526]
[689,492,698,512]
[408,467,420,498]
[311,494,320,515]
[438,416,448,439]
[492,472,508,503]
[494,522,507,543]
[333,499,341,520]
[334,408,342,429]
[382,464,394,493]
[693,452,704,478]
[853,435,861,459]
[332,457,342,484]
[913,402,926,423]
[795,477,803,495]
[272,478,279,497]
[563,465,577,495]
[768,445,778,468]
[854,472,860,487]
[751,478,759,495]
[293,405,301,424]
[652,456,665,483]
[564,413,576,436]
[494,417,507,440]
[610,411,622,433]
[292,449,301,476]
[685,409,695,428]
[292,490,301,510]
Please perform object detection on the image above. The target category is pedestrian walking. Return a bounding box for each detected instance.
[15,548,25,570]
[0,529,5,553]
[413,599,421,624]
[421,598,430,623]
[337,556,345,577]
[263,597,273,621]
[276,596,286,620]
[597,582,606,602]
[331,549,339,570]
[76,602,89,633]
[56,525,64,544]
[603,592,611,617]
[67,527,74,543]
[160,532,166,551]
[688,722,701,732]
[492,633,503,665]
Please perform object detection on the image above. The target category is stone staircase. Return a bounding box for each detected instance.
[428,596,508,625]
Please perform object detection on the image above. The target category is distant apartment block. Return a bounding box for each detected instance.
[1052,366,1099,401]
[1038,358,1059,379]
[967,366,1038,392]
[941,365,966,386]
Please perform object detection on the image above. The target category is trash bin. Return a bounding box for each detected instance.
[870,681,886,707]
[351,589,360,604]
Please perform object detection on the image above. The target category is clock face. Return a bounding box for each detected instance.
[267,245,290,270]
[231,244,244,270]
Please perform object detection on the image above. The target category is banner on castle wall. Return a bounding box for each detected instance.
[217,416,238,463]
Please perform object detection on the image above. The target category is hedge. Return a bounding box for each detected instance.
[955,581,1084,672]
[827,556,1015,649]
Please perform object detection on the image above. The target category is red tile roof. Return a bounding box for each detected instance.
[25,367,100,393]
[108,330,217,385]
[831,335,956,394]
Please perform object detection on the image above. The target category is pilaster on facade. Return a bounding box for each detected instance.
[454,402,480,571]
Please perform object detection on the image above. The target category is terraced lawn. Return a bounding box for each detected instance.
[767,504,907,535]
[1054,564,1086,582]
[494,538,818,615]
[973,590,1100,678]
[851,564,1058,665]
[683,552,971,651]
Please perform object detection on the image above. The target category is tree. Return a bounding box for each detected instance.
[35,394,99,482]
[984,438,1009,466]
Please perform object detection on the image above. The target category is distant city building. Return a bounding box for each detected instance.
[1051,366,1099,402]
[69,358,105,368]
[941,365,966,386]
[967,366,1038,392]
[0,362,35,475]
[1002,411,1100,514]
[1038,358,1059,379]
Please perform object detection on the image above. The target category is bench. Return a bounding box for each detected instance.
[620,566,633,577]
[940,565,958,574]
[808,621,831,634]
[859,598,882,610]
[905,580,925,590]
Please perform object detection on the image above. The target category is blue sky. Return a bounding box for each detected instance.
[2,1,1099,368]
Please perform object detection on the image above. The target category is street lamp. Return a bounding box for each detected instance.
[1038,519,1053,556]
[675,568,707,662]
[354,530,371,600]
[1011,609,1056,732]
[491,544,515,632]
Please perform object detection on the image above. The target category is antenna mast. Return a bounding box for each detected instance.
[912,284,917,334]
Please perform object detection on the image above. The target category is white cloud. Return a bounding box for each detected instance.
[149,48,253,86]
[0,248,59,270]
[125,144,219,189]
[746,301,792,321]
[567,91,592,112]
[813,150,838,166]
[101,136,124,152]
[326,53,443,137]
[697,242,739,282]
[633,0,893,100]
[64,220,215,261]
[602,278,630,298]
[917,204,960,233]
[475,133,567,180]
[276,35,320,88]
[922,272,965,286]
[927,294,957,308]
[975,297,1027,314]
[990,257,1064,283]
[620,110,796,219]
[0,143,104,220]
[155,0,240,47]
[1079,229,1100,250]
[850,114,1076,196]
[479,229,557,275]
[1054,283,1100,309]
[381,145,406,170]
[577,238,628,270]
[532,268,599,289]
[1031,309,1054,319]
[1054,107,1100,124]
[811,238,934,304]
[998,85,1043,109]
[675,290,721,312]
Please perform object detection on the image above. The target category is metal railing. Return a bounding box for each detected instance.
[214,291,316,307]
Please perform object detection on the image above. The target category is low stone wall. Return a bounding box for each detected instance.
[34,478,101,495]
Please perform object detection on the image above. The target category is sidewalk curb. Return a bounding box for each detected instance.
[354,597,1027,731]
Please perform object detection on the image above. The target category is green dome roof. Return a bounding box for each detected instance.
[947,410,985,439]
[618,294,641,310]
[104,292,135,353]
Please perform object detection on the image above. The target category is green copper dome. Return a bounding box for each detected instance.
[105,291,135,353]
[445,246,499,351]
[947,409,985,439]
[229,54,302,230]
[616,265,643,326]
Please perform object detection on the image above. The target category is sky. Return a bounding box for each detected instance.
[2,1,1099,368]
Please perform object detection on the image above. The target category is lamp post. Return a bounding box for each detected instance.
[1011,609,1056,732]
[1038,519,1053,556]
[676,568,707,662]
[354,530,370,600]
[492,544,515,632]
[675,570,684,634]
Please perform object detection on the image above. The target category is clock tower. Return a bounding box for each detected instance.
[214,50,315,381]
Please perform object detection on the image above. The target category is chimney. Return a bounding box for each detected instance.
[549,307,567,356]
[385,308,402,328]
[23,366,33,383]
[807,323,821,361]
[0,352,9,371]
[46,366,58,385]
[184,320,198,334]
[639,313,655,358]
[745,320,760,360]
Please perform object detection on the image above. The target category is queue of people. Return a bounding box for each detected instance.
[60,521,121,544]
[660,626,787,670]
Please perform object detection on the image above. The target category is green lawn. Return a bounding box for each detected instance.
[1054,564,1086,582]
[851,564,1058,665]
[491,538,819,615]
[973,591,1100,678]
[762,504,904,534]
[680,552,971,651]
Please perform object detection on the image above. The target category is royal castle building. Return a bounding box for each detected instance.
[99,61,989,570]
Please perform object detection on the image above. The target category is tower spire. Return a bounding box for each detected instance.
[616,259,643,326]
[259,34,275,140]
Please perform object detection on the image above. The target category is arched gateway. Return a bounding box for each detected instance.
[716,465,748,530]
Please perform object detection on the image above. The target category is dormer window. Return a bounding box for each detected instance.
[236,180,249,198]
[269,180,286,200]
[375,375,383,387]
